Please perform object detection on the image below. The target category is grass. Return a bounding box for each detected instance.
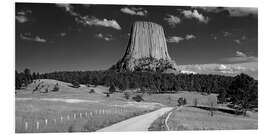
[166,106,258,130]
[148,108,176,131]
[15,79,161,133]
[142,91,217,107]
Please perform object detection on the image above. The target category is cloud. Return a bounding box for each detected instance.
[223,31,232,37]
[181,9,209,23]
[16,9,32,23]
[234,39,241,44]
[195,7,257,17]
[16,16,28,23]
[95,33,113,41]
[76,16,121,30]
[164,15,181,27]
[167,34,196,43]
[60,32,67,37]
[167,36,184,43]
[223,56,258,63]
[56,4,121,30]
[222,51,257,63]
[120,7,147,16]
[236,51,247,57]
[185,34,196,40]
[225,7,257,17]
[241,35,247,40]
[179,62,258,79]
[20,33,46,43]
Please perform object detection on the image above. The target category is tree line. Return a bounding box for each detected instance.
[15,68,258,112]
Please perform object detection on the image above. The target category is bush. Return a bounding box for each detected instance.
[132,94,144,102]
[109,84,116,93]
[124,92,130,100]
[52,83,60,92]
[44,87,49,93]
[72,81,80,88]
[183,98,187,105]
[89,89,95,94]
[177,97,186,106]
[193,98,198,107]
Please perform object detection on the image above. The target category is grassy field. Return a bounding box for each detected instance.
[143,91,217,107]
[150,106,257,131]
[15,79,162,133]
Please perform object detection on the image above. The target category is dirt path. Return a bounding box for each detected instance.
[97,107,173,132]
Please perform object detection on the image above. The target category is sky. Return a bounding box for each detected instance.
[15,3,258,77]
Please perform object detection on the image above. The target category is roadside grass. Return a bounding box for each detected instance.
[166,106,258,130]
[148,108,176,131]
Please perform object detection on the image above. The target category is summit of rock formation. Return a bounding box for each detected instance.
[110,21,177,72]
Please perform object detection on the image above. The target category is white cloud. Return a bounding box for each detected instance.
[120,7,147,16]
[20,34,46,43]
[221,51,257,63]
[16,16,28,23]
[77,16,121,30]
[167,34,196,43]
[195,7,257,17]
[223,31,232,37]
[225,7,257,17]
[185,34,196,40]
[241,35,247,40]
[95,33,113,41]
[56,4,121,30]
[167,36,184,43]
[181,10,209,23]
[234,39,241,44]
[16,9,32,23]
[236,51,247,57]
[179,62,258,79]
[60,32,67,37]
[164,15,181,27]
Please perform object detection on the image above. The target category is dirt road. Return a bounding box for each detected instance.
[97,107,173,132]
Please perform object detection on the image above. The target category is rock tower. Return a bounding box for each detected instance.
[110,21,177,72]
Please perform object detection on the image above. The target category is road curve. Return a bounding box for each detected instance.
[97,107,173,132]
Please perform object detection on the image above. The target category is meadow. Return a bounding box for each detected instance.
[15,79,162,133]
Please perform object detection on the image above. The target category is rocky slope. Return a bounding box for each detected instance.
[111,21,177,72]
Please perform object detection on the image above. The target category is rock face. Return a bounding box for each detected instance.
[110,21,177,72]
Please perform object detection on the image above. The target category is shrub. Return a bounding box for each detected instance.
[52,83,59,92]
[208,96,217,117]
[89,89,95,94]
[132,94,144,102]
[109,84,116,93]
[44,87,49,93]
[177,97,185,106]
[183,98,187,105]
[193,98,198,107]
[72,81,80,88]
[123,92,130,100]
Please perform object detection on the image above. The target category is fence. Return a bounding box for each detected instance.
[16,107,134,133]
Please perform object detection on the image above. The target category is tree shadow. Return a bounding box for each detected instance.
[189,105,243,115]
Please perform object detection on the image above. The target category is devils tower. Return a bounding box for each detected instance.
[110,21,177,72]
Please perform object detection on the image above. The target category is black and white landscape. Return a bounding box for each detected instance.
[15,3,258,133]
